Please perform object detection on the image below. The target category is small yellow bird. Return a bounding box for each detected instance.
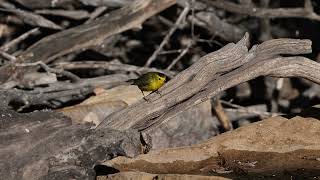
[130,72,166,97]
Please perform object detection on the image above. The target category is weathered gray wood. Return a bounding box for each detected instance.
[97,34,316,132]
[0,109,141,180]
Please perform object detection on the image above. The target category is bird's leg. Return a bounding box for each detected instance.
[155,90,162,96]
[141,90,149,101]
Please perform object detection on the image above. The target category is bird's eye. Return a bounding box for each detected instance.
[159,78,161,80]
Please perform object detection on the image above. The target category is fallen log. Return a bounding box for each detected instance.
[0,109,141,180]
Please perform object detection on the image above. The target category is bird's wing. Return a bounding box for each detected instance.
[134,76,150,86]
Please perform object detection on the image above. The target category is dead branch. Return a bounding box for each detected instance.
[96,33,317,132]
[166,40,192,70]
[85,7,108,24]
[0,50,17,62]
[200,0,320,21]
[0,28,40,52]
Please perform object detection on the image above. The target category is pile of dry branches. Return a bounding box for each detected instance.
[1,0,320,179]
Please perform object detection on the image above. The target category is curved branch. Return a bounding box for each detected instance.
[142,57,320,132]
[97,34,315,131]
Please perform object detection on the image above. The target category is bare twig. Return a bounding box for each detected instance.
[166,41,192,70]
[0,28,40,52]
[0,50,17,62]
[144,4,190,67]
[85,6,107,24]
[158,49,184,55]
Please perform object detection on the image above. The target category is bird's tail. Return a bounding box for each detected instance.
[126,79,136,85]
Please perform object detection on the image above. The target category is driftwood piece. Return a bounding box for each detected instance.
[97,33,317,132]
[0,109,141,180]
[0,0,176,84]
[103,116,320,178]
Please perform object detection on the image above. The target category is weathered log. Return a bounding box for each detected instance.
[0,109,141,180]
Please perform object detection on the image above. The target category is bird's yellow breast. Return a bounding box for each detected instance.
[148,78,165,91]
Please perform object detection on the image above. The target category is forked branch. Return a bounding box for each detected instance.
[97,33,319,132]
